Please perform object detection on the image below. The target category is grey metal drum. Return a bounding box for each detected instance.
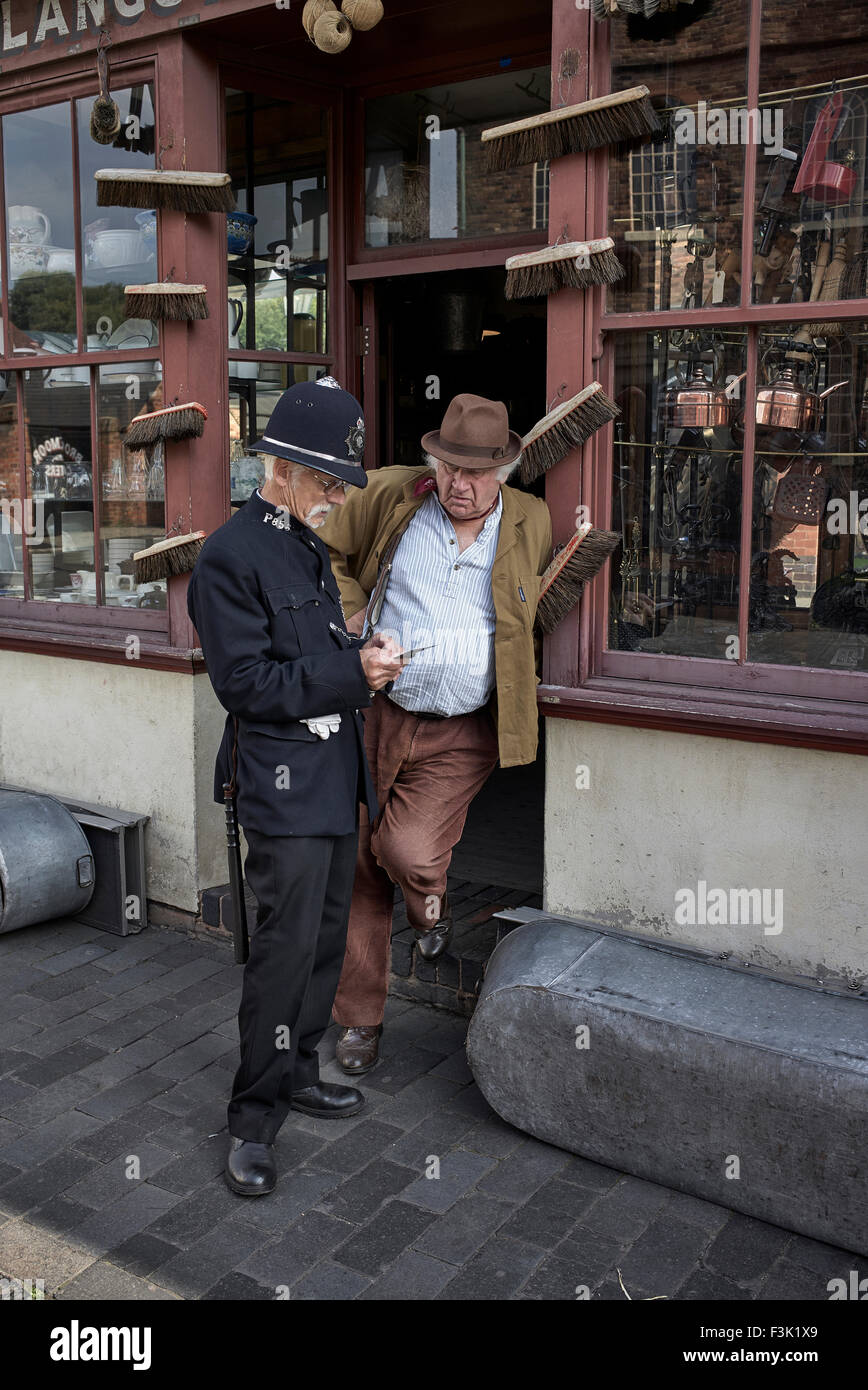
[0,790,95,934]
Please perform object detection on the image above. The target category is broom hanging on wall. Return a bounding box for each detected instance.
[505,239,624,299]
[125,401,208,450]
[482,85,659,171]
[124,282,209,321]
[535,524,621,635]
[520,384,620,484]
[95,168,236,214]
[133,530,206,585]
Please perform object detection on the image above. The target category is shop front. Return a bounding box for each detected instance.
[0,0,865,993]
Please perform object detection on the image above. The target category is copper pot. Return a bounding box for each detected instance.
[667,361,740,429]
[756,351,848,432]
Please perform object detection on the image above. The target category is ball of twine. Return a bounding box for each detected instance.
[341,0,384,30]
[303,0,337,40]
[313,10,353,51]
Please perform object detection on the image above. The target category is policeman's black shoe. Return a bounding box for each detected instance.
[224,1137,276,1197]
[290,1080,365,1118]
[415,918,453,962]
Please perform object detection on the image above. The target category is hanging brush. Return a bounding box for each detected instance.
[482,86,659,171]
[505,238,624,300]
[535,524,621,635]
[125,401,208,451]
[90,31,120,145]
[520,383,620,484]
[96,168,235,214]
[813,229,861,338]
[133,530,206,585]
[124,282,208,321]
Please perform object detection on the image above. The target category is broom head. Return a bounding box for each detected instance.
[505,239,624,300]
[90,96,121,145]
[133,532,206,585]
[125,402,208,451]
[124,283,209,322]
[535,524,621,634]
[96,168,236,213]
[482,86,659,171]
[521,383,620,483]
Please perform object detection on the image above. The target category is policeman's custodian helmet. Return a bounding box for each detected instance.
[249,376,368,488]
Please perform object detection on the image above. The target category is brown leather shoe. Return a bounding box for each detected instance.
[415,918,453,962]
[336,1025,382,1075]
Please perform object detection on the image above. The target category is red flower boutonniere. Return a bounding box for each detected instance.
[414,475,437,498]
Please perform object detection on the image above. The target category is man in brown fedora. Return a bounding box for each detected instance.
[317,393,552,1074]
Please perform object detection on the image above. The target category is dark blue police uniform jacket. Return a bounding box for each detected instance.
[187,489,378,838]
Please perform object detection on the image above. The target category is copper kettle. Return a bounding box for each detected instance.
[756,350,848,432]
[667,360,742,429]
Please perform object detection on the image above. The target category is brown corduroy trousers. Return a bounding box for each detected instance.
[331,693,500,1026]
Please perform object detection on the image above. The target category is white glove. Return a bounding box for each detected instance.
[301,713,342,740]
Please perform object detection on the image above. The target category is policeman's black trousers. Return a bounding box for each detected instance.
[227,827,359,1143]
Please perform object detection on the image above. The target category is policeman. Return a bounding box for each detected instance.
[187,378,403,1197]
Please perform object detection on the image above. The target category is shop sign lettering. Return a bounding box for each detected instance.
[33,435,84,468]
[1,0,220,56]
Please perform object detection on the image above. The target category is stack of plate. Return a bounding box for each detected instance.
[106,538,137,572]
[30,551,55,589]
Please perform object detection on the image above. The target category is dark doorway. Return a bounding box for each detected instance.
[370,266,546,910]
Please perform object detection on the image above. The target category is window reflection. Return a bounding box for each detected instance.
[76,85,158,349]
[24,371,95,602]
[609,330,747,661]
[100,362,166,609]
[608,0,749,312]
[0,374,23,596]
[365,67,551,248]
[749,322,868,670]
[226,91,328,356]
[229,364,327,508]
[5,103,77,353]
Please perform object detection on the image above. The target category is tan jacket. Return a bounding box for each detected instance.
[318,466,552,768]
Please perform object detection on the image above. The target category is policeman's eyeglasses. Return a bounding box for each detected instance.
[311,471,349,497]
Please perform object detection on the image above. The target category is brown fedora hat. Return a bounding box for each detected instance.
[422,393,522,470]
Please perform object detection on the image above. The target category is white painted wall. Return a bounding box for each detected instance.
[545,718,868,987]
[0,651,226,914]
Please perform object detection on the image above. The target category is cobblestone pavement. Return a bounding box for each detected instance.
[0,918,863,1301]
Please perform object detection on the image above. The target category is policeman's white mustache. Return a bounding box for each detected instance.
[304,502,333,527]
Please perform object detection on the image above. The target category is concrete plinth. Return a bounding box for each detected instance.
[466,918,868,1256]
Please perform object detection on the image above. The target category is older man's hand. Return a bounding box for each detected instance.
[359,634,404,690]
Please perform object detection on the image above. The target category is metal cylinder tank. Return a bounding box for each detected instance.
[0,789,95,934]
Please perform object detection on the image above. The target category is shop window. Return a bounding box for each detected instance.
[608,3,749,314]
[0,83,164,617]
[364,66,552,248]
[597,0,868,698]
[226,90,328,359]
[752,7,868,309]
[609,329,747,662]
[608,326,868,673]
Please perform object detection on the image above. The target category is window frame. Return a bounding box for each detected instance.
[0,64,167,636]
[540,0,868,748]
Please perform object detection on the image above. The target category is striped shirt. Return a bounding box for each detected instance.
[375,490,502,716]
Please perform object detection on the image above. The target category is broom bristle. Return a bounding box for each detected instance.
[90,96,121,144]
[484,88,660,171]
[124,284,209,322]
[133,532,205,584]
[96,169,235,213]
[521,386,620,483]
[505,242,625,300]
[536,526,621,634]
[125,404,207,450]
